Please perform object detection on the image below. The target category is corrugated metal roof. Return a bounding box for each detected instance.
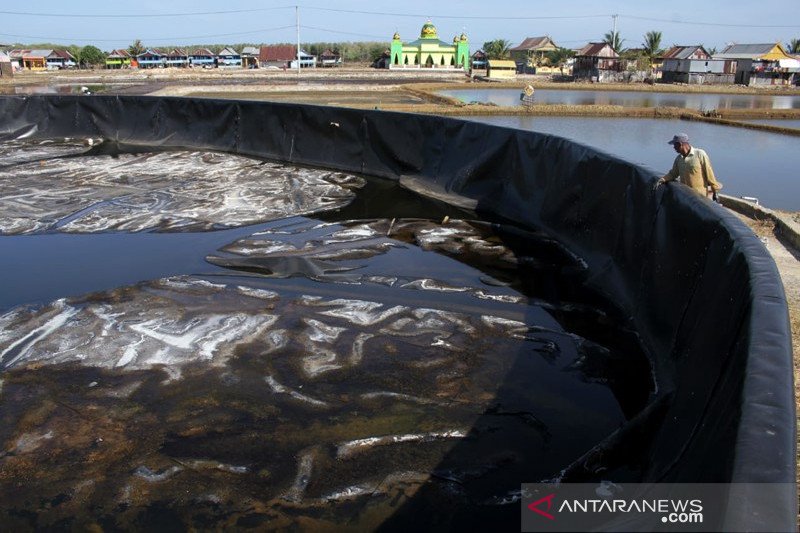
[488,59,517,67]
[49,50,75,60]
[576,42,618,58]
[509,36,555,51]
[721,43,775,54]
[260,45,297,62]
[715,43,777,59]
[190,49,215,57]
[660,46,707,60]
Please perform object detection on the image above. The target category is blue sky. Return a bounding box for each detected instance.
[1,1,797,52]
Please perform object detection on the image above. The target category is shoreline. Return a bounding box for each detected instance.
[4,68,800,123]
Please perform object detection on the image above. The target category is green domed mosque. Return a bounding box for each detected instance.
[389,20,470,70]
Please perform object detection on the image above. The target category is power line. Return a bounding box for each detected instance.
[1,6,797,29]
[0,7,294,18]
[623,15,799,29]
[0,6,610,20]
[304,7,610,20]
[302,25,386,40]
[0,26,296,43]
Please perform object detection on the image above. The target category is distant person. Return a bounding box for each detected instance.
[655,133,722,201]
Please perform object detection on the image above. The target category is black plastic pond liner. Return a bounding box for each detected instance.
[0,95,795,530]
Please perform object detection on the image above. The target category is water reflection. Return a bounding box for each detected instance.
[742,119,800,129]
[468,116,800,211]
[441,88,800,110]
[9,84,111,95]
[0,140,654,529]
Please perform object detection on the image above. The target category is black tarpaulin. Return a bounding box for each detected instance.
[0,95,794,531]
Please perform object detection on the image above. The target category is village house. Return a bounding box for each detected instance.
[189,49,216,68]
[486,59,517,80]
[105,49,131,69]
[714,43,799,86]
[136,49,164,69]
[659,45,733,84]
[165,49,189,68]
[509,36,558,73]
[11,50,40,70]
[241,46,260,69]
[573,42,621,82]
[290,51,316,69]
[0,49,12,78]
[318,49,341,67]
[9,49,75,70]
[470,50,487,72]
[46,50,76,69]
[389,21,469,70]
[259,45,296,68]
[619,47,650,74]
[217,47,241,68]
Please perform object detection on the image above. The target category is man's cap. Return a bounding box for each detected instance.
[668,133,690,145]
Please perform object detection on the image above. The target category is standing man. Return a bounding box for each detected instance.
[655,133,723,200]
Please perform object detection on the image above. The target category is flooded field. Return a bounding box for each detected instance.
[468,115,800,211]
[0,140,652,529]
[0,84,133,95]
[186,89,426,106]
[439,88,800,110]
[741,118,800,129]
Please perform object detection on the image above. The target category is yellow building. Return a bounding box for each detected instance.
[389,21,469,70]
[715,43,800,86]
[487,59,517,80]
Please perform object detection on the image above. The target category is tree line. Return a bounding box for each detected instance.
[9,35,800,68]
[5,40,391,66]
[481,33,800,70]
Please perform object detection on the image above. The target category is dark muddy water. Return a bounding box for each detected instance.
[0,140,653,529]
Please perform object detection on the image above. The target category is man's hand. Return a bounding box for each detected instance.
[653,178,665,191]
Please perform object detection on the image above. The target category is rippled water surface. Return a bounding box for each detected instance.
[0,140,652,529]
[440,88,800,110]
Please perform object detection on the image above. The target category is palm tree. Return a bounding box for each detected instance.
[642,31,662,60]
[604,30,624,54]
[546,47,575,75]
[639,30,662,75]
[787,38,800,54]
[128,39,145,56]
[700,44,717,56]
[482,39,511,59]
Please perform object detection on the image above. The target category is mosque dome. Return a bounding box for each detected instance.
[453,35,459,43]
[460,32,468,42]
[393,31,401,40]
[420,20,438,39]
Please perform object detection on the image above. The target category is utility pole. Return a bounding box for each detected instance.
[296,5,301,75]
[612,14,618,38]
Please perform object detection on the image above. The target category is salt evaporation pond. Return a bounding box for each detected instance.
[0,140,652,529]
[439,87,800,110]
